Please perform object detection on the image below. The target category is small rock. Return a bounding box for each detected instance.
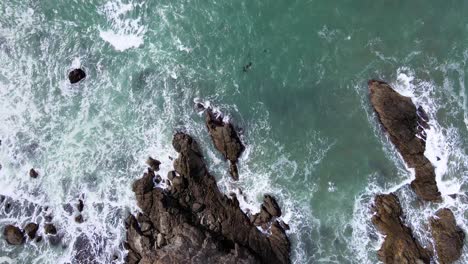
[146,157,161,171]
[44,223,57,235]
[77,199,84,212]
[24,223,39,239]
[68,68,86,84]
[3,225,25,245]
[29,168,39,178]
[35,235,42,243]
[75,214,84,224]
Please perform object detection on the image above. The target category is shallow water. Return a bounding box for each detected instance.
[0,0,467,263]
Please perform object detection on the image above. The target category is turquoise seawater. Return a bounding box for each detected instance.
[0,0,467,263]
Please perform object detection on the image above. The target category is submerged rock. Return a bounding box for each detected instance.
[368,80,441,201]
[125,132,290,264]
[371,193,432,264]
[430,208,465,264]
[205,108,245,180]
[3,225,25,245]
[68,68,86,84]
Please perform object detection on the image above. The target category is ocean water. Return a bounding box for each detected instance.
[0,0,467,263]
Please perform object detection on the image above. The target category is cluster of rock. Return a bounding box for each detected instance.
[1,195,59,246]
[368,80,465,263]
[125,132,290,263]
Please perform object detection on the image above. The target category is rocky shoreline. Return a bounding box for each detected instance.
[125,131,290,263]
[368,80,465,263]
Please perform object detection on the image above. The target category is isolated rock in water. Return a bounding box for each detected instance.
[430,208,465,264]
[205,108,245,180]
[29,168,39,178]
[369,80,441,201]
[125,132,290,264]
[371,193,432,264]
[44,223,57,235]
[24,223,39,239]
[69,68,86,84]
[77,199,84,212]
[146,157,161,171]
[3,225,25,245]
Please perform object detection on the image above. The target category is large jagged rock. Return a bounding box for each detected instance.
[369,80,441,201]
[205,108,245,180]
[430,208,465,264]
[3,225,25,245]
[125,132,290,264]
[371,193,432,264]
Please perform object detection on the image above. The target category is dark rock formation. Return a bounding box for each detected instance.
[44,223,57,235]
[77,199,84,212]
[368,80,441,201]
[75,214,84,224]
[3,225,25,245]
[430,208,465,264]
[125,132,290,264]
[146,157,161,171]
[29,168,39,178]
[205,108,245,180]
[24,222,39,239]
[69,68,86,84]
[371,193,432,264]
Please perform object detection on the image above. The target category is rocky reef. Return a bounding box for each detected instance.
[369,80,440,202]
[368,80,465,264]
[125,132,290,263]
[372,194,432,263]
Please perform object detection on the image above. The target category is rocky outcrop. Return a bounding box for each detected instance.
[3,225,25,245]
[69,68,86,84]
[368,80,441,202]
[205,108,245,180]
[125,132,290,264]
[430,208,465,264]
[371,193,432,264]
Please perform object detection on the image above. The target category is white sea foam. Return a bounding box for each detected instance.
[98,0,146,51]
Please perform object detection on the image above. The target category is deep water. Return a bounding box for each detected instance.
[0,0,467,263]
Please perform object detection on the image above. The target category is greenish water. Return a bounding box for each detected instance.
[0,0,467,263]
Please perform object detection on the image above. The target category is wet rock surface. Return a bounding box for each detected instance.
[29,168,39,178]
[69,68,86,84]
[205,108,245,180]
[369,80,441,201]
[24,222,39,239]
[430,208,465,264]
[125,132,290,264]
[371,193,432,264]
[3,225,25,245]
